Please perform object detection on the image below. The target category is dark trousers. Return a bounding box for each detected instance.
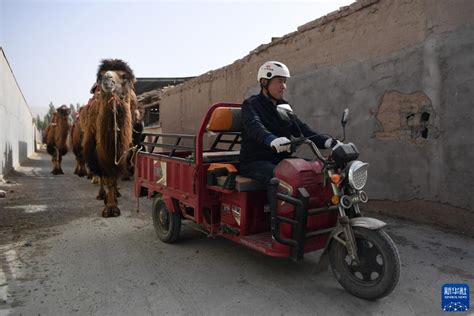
[240,159,285,205]
[240,160,281,185]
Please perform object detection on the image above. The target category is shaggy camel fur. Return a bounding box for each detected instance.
[45,105,71,175]
[82,59,136,217]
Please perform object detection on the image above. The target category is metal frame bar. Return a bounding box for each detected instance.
[268,178,339,261]
[209,132,241,151]
[140,132,196,162]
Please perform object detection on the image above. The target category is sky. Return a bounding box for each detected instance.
[1,0,353,117]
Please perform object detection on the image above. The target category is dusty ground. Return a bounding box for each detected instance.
[0,151,473,315]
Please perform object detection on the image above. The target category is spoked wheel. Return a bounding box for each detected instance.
[152,196,181,243]
[329,227,400,300]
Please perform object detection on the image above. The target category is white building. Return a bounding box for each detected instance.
[0,47,36,179]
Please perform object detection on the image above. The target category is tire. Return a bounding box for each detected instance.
[152,197,181,243]
[329,227,400,300]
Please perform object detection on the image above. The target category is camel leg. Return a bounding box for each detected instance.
[74,157,79,177]
[100,178,110,217]
[50,148,56,174]
[96,178,106,200]
[51,155,56,174]
[73,161,79,175]
[102,177,120,218]
[78,161,87,177]
[77,162,83,177]
[51,148,60,175]
[47,144,57,175]
[121,151,134,181]
[110,177,121,217]
[58,154,64,174]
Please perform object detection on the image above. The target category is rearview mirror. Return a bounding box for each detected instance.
[341,108,349,127]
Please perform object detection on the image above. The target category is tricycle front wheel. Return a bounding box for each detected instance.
[152,197,181,243]
[329,227,400,300]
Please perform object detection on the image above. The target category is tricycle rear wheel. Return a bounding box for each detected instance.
[152,196,181,243]
[329,227,400,300]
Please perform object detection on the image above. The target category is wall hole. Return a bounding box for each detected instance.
[420,112,430,123]
[420,112,430,138]
[421,128,428,138]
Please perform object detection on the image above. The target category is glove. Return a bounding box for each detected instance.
[270,137,291,153]
[324,138,341,149]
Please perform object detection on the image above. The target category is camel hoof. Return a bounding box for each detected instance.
[101,208,110,218]
[111,207,121,217]
[102,207,120,218]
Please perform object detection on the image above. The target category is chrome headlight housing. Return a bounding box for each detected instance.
[347,160,369,190]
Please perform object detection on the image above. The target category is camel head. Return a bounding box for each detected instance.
[133,109,143,124]
[50,112,58,125]
[56,105,71,117]
[97,59,135,100]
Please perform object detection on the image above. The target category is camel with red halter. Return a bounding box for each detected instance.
[82,59,136,217]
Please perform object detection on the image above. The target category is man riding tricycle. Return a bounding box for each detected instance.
[134,61,400,300]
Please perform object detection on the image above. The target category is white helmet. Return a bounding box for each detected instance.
[257,61,290,83]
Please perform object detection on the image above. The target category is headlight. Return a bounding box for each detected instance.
[347,160,369,190]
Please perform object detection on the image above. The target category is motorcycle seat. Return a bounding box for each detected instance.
[217,175,266,192]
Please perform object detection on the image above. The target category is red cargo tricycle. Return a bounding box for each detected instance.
[134,103,400,300]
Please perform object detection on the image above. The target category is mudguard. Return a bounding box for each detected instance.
[350,217,386,230]
[316,217,387,272]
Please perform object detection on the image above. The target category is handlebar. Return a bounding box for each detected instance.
[282,137,328,164]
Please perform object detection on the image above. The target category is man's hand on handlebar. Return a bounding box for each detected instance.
[324,138,341,150]
[281,136,342,151]
[270,137,292,153]
[277,136,347,163]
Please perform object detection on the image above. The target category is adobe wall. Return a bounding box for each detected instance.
[159,0,474,224]
[0,48,35,179]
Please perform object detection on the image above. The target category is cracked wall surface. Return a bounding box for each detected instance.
[159,0,474,214]
[375,91,439,142]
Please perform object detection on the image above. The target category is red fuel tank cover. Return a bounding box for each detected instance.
[274,158,323,190]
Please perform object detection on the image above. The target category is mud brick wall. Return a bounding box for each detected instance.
[159,0,474,222]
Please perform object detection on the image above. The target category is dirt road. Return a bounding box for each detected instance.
[0,152,473,315]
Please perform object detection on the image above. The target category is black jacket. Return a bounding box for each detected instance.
[240,92,330,163]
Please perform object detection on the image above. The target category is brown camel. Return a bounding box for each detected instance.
[45,105,71,175]
[82,59,135,217]
[71,105,88,177]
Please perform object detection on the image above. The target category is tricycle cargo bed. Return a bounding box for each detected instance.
[134,103,247,224]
